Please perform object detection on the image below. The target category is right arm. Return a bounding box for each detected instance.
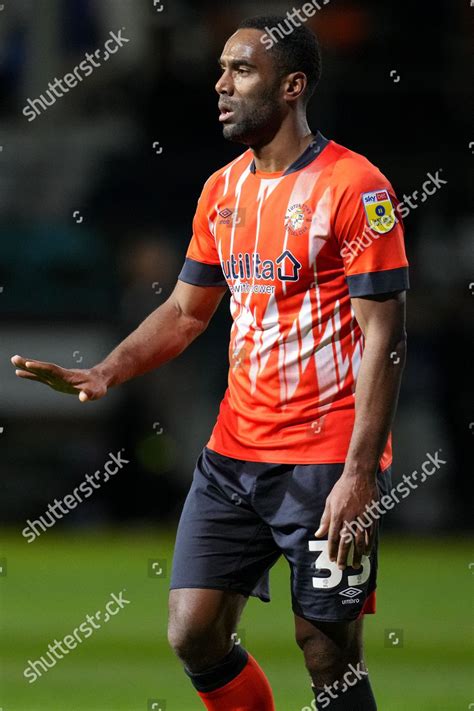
[11,280,227,402]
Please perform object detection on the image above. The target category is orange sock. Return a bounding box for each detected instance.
[198,654,275,710]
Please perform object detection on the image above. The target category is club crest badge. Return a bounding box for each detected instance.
[285,203,312,236]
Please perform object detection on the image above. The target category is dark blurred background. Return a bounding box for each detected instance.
[1,0,472,534]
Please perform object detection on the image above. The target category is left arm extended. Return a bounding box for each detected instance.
[315,291,407,569]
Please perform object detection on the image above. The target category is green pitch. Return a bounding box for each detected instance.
[0,532,471,710]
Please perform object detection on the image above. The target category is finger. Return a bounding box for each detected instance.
[12,354,28,368]
[327,518,342,562]
[336,531,353,569]
[15,370,41,382]
[351,530,366,569]
[23,365,65,382]
[24,360,59,375]
[315,502,331,537]
[16,367,59,390]
[363,529,370,554]
[364,523,377,555]
[79,391,89,403]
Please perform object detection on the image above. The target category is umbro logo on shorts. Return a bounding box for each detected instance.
[339,587,362,598]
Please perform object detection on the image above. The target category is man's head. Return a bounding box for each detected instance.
[216,15,322,146]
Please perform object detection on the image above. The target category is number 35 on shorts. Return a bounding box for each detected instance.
[308,540,371,589]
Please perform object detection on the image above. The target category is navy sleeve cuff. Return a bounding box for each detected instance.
[178,257,228,287]
[347,267,410,297]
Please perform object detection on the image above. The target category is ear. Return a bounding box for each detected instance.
[283,71,307,103]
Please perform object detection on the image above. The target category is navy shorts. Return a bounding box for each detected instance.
[170,447,391,622]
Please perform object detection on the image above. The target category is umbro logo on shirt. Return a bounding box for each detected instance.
[218,207,246,227]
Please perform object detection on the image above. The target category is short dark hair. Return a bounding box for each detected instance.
[238,15,322,104]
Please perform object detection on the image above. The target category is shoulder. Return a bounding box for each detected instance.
[200,150,253,200]
[327,141,394,199]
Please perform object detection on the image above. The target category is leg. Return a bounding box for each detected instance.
[168,587,247,672]
[169,587,275,710]
[295,615,376,709]
[295,615,365,687]
[254,463,392,708]
[168,448,281,710]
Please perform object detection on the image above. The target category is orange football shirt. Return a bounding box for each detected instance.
[178,133,409,465]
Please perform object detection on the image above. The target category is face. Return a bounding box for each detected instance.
[216,29,285,146]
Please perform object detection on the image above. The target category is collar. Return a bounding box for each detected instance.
[249,131,329,176]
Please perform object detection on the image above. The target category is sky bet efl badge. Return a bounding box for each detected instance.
[362,190,396,234]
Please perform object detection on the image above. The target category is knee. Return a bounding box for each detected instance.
[168,614,205,659]
[168,589,244,671]
[295,627,361,686]
[168,611,231,671]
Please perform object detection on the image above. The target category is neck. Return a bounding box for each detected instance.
[250,114,314,173]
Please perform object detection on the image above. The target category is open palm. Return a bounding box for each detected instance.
[11,355,108,402]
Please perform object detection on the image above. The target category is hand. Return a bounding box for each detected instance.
[11,355,109,402]
[315,472,379,570]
